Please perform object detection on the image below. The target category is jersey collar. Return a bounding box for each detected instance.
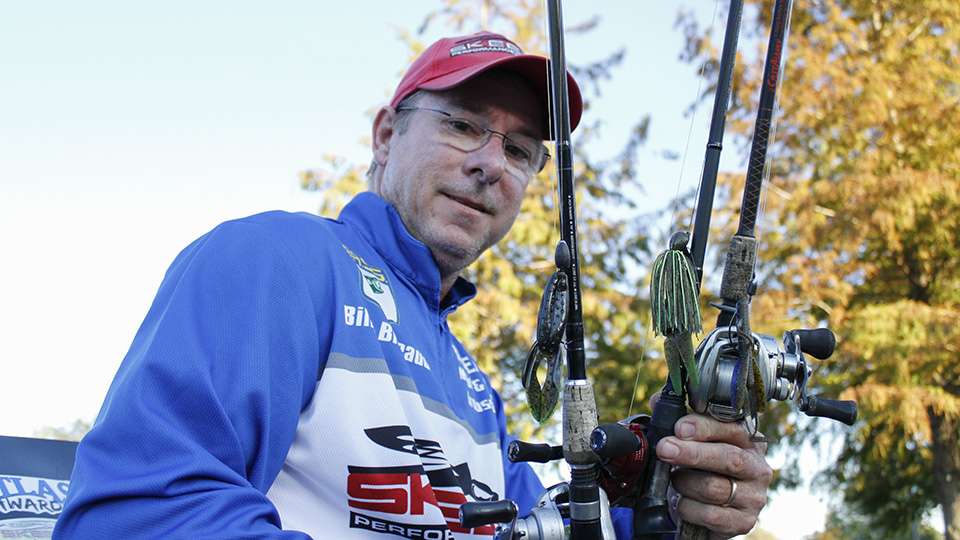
[340,192,477,315]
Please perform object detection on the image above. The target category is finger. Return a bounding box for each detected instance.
[675,495,759,538]
[753,437,769,456]
[648,392,660,411]
[673,414,756,449]
[671,468,767,511]
[656,437,773,482]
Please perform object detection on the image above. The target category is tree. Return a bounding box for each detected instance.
[34,419,91,442]
[808,506,943,540]
[300,0,662,441]
[682,1,960,537]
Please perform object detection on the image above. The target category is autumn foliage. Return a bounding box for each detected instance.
[683,0,959,537]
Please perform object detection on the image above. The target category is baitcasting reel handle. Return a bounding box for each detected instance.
[800,395,858,425]
[590,423,641,461]
[508,441,564,463]
[460,500,518,529]
[791,328,836,360]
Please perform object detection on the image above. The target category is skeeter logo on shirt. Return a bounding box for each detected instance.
[346,425,498,538]
[343,244,399,323]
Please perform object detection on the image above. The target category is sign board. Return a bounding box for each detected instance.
[0,436,78,539]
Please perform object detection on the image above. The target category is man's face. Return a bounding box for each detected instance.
[372,72,545,277]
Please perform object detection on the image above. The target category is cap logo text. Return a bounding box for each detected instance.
[449,39,522,57]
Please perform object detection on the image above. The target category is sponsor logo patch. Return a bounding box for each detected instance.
[346,426,499,537]
[343,245,399,323]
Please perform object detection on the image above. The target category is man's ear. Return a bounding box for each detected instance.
[371,106,396,167]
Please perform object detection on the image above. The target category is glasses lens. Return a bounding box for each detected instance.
[436,114,547,178]
[439,116,486,141]
[504,134,548,176]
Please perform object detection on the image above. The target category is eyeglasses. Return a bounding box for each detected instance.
[396,106,550,179]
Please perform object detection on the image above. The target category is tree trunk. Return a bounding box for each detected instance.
[928,408,960,540]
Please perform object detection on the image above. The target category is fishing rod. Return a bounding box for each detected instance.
[628,2,746,538]
[643,1,857,538]
[598,2,855,539]
[460,0,606,538]
[687,0,857,428]
[689,0,745,285]
[544,0,605,537]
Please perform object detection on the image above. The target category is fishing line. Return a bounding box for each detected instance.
[752,5,794,276]
[542,9,560,248]
[640,0,723,406]
[627,343,646,418]
[675,0,723,231]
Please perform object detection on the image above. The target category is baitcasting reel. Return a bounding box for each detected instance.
[689,327,858,425]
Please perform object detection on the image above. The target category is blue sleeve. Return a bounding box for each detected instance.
[54,220,322,539]
[494,391,544,517]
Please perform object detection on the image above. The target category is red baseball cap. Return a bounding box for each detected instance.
[389,31,583,138]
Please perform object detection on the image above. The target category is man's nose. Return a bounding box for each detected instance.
[462,134,507,184]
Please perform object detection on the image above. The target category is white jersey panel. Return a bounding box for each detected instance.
[267,352,505,540]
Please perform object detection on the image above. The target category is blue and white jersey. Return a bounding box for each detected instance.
[54,192,543,539]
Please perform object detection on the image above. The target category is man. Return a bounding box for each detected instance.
[55,32,771,539]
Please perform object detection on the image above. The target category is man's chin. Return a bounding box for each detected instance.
[428,237,485,277]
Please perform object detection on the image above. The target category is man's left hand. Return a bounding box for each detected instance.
[655,413,773,538]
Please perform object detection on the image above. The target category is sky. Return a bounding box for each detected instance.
[1,1,836,538]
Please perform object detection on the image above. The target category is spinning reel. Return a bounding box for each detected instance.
[460,482,617,540]
[458,436,645,540]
